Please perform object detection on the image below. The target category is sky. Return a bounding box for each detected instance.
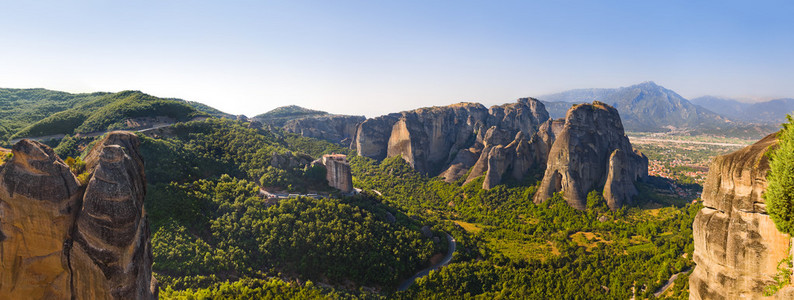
[0,1,792,117]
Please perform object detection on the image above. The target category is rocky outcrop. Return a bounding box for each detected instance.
[690,133,794,299]
[377,102,491,175]
[270,151,312,169]
[355,115,400,161]
[0,140,82,299]
[533,102,647,210]
[0,131,156,300]
[313,154,353,193]
[353,99,551,186]
[284,115,365,145]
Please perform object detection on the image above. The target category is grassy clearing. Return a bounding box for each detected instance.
[569,232,611,251]
[628,206,683,223]
[486,236,554,262]
[627,243,657,254]
[453,220,482,234]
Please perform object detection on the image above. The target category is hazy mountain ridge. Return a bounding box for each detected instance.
[539,82,730,132]
[692,96,794,124]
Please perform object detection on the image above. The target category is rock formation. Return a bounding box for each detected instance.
[270,150,312,170]
[690,133,794,299]
[281,98,648,209]
[352,98,551,188]
[313,154,354,193]
[533,102,648,210]
[0,131,156,300]
[284,115,365,145]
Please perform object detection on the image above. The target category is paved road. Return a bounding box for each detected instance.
[653,267,692,298]
[397,233,456,291]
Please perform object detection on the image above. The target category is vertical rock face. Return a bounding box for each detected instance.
[314,154,354,193]
[283,115,366,145]
[533,102,648,210]
[690,133,794,299]
[0,131,156,300]
[352,98,551,187]
[0,140,81,299]
[379,103,491,175]
[354,115,400,161]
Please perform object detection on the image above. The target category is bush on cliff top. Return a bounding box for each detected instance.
[765,115,794,236]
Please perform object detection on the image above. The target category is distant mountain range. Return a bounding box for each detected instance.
[538,82,731,132]
[690,96,794,124]
[0,83,786,144]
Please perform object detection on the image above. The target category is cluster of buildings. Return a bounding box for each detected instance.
[646,159,707,184]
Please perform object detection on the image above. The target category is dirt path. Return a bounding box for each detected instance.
[397,233,456,291]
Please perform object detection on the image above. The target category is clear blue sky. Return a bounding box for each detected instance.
[0,1,792,117]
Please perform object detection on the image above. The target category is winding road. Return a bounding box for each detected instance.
[397,233,456,291]
[653,267,692,298]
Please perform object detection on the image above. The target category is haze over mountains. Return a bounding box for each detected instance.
[539,82,729,132]
[690,96,794,124]
[538,81,788,137]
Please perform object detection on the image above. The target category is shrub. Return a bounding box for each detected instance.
[765,115,794,235]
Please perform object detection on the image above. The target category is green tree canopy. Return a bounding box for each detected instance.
[765,115,794,235]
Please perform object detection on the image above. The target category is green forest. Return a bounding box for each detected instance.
[0,91,704,299]
[133,117,699,299]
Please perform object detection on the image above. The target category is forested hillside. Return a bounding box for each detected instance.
[253,105,329,127]
[350,156,697,299]
[61,118,444,296]
[0,88,108,141]
[11,90,205,139]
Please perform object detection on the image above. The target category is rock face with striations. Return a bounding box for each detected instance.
[533,102,648,210]
[312,154,354,193]
[690,133,794,299]
[353,98,551,188]
[0,131,156,300]
[284,115,366,145]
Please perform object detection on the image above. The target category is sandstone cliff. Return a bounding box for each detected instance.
[312,154,354,193]
[533,102,648,210]
[690,133,794,299]
[353,98,551,188]
[0,131,156,300]
[284,115,365,145]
